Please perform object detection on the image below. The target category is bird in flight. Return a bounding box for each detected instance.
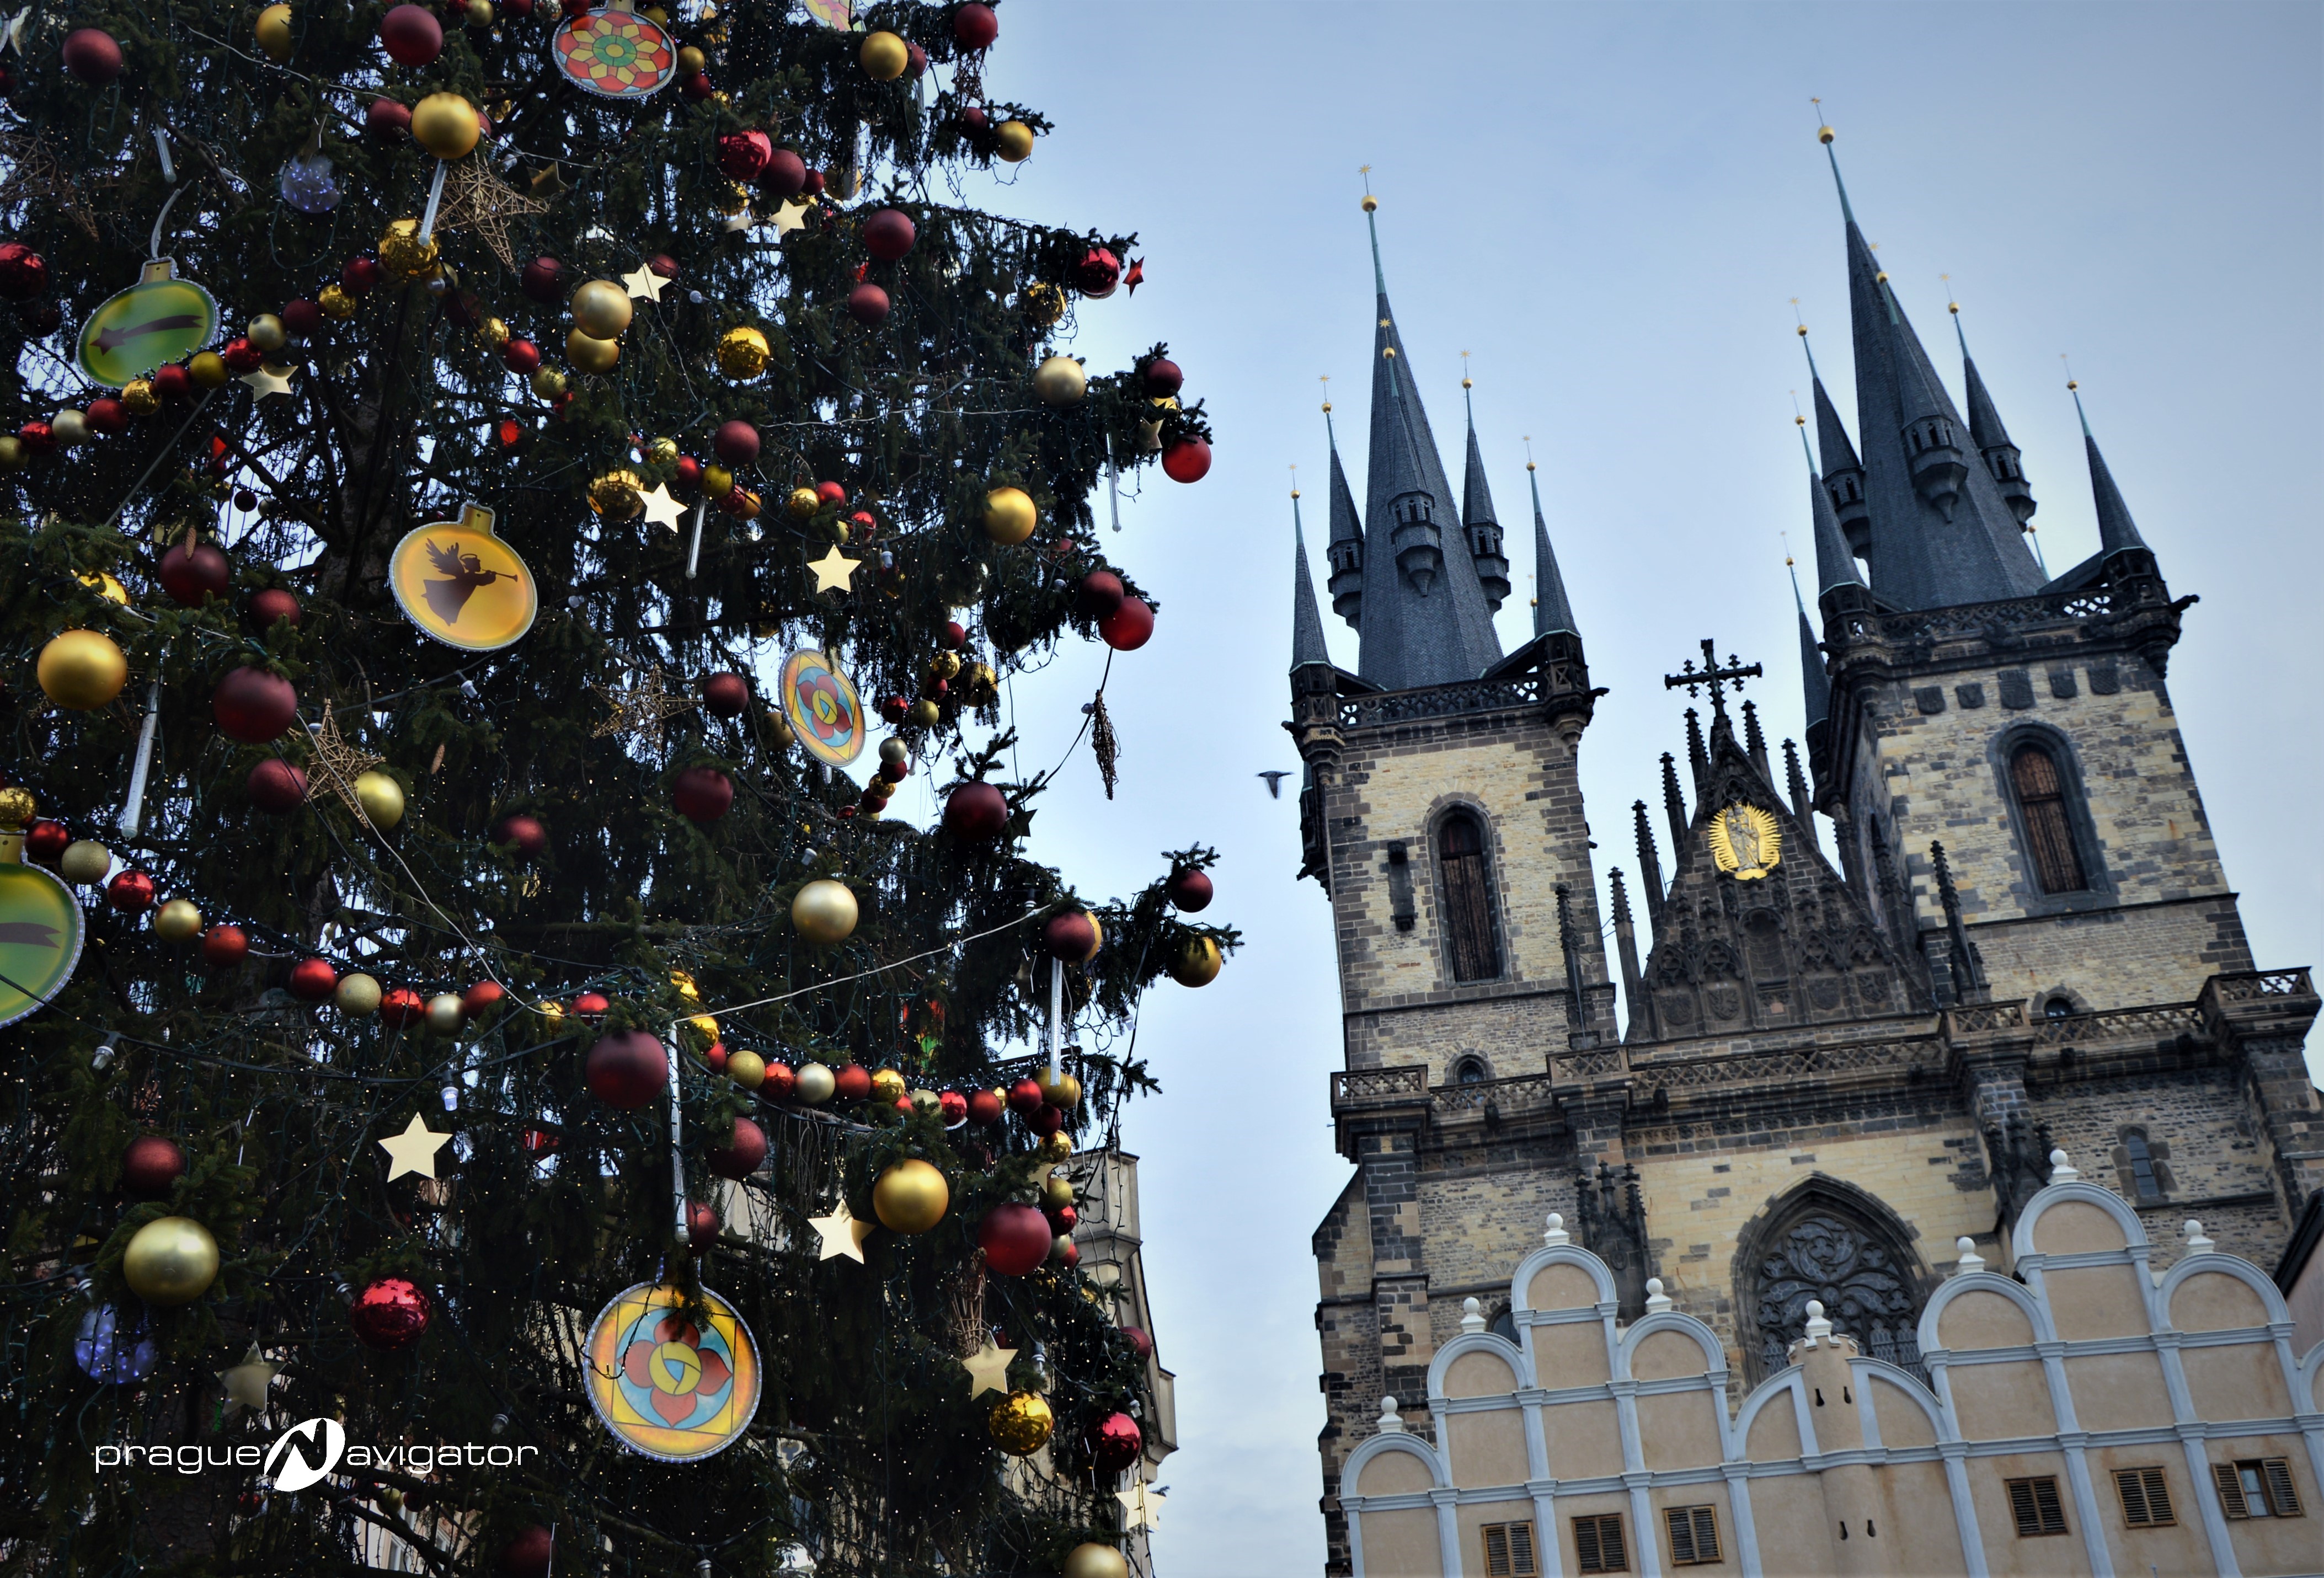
[1257,771,1291,799]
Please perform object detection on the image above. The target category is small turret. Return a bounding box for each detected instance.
[1459,378,1510,610]
[1954,304,2035,526]
[1884,282,1971,521]
[1383,410,1442,597]
[1526,457,1580,639]
[1290,485,1332,677]
[2072,383,2155,574]
[1801,327,1872,558]
[1323,404,1363,628]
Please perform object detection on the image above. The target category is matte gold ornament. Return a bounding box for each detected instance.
[122,1216,221,1306]
[1032,355,1086,406]
[703,462,734,497]
[411,92,483,161]
[59,839,110,884]
[1038,1071,1081,1110]
[571,279,633,339]
[1062,1546,1131,1578]
[0,436,24,470]
[335,972,382,1015]
[38,630,129,709]
[677,43,704,74]
[872,1158,949,1233]
[530,365,568,399]
[993,120,1034,163]
[425,992,464,1033]
[378,219,441,278]
[1041,1172,1075,1210]
[715,325,770,379]
[355,771,405,830]
[725,1048,766,1088]
[153,898,204,942]
[790,879,857,944]
[188,351,228,388]
[568,327,621,373]
[377,1112,451,1180]
[982,485,1036,545]
[589,469,646,518]
[50,410,89,446]
[248,313,288,353]
[793,1060,834,1103]
[254,3,294,61]
[988,1389,1054,1456]
[859,28,907,79]
[1707,802,1781,881]
[1168,934,1222,987]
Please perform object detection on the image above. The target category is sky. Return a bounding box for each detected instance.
[858,4,2322,1570]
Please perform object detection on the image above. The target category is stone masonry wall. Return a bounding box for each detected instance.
[1947,896,2253,1015]
[2032,1066,2279,1264]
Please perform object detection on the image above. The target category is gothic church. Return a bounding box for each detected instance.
[1289,138,2323,1574]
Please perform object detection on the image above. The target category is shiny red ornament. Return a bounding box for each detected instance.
[758,149,807,198]
[712,419,760,465]
[905,39,927,76]
[1042,910,1102,962]
[700,672,750,718]
[380,986,426,1026]
[107,869,156,913]
[122,1135,187,1197]
[942,780,1008,841]
[585,1029,669,1109]
[1089,1410,1142,1473]
[1007,1077,1043,1116]
[0,242,48,301]
[707,1116,767,1179]
[716,130,772,180]
[674,456,702,490]
[1166,867,1214,912]
[878,694,909,724]
[159,541,232,607]
[1076,569,1125,619]
[349,1277,431,1351]
[61,27,122,85]
[1098,597,1156,651]
[201,924,250,968]
[152,363,192,400]
[846,282,890,328]
[760,1060,795,1100]
[220,337,265,374]
[494,812,547,857]
[520,256,567,304]
[679,71,713,101]
[1162,437,1211,483]
[800,168,825,198]
[573,991,611,1020]
[343,256,384,295]
[815,479,847,506]
[953,2,997,50]
[1123,258,1146,295]
[282,299,322,339]
[1141,357,1183,397]
[941,620,966,649]
[1073,247,1121,297]
[500,1526,555,1578]
[1052,1235,1079,1270]
[379,4,444,65]
[671,766,734,823]
[246,586,302,629]
[703,1041,727,1073]
[366,98,412,139]
[686,1202,722,1247]
[878,758,907,784]
[289,957,338,1001]
[834,1065,872,1102]
[938,1089,968,1124]
[978,1201,1050,1276]
[461,979,506,1014]
[1033,1103,1064,1136]
[862,208,916,261]
[968,1088,1003,1126]
[24,819,68,860]
[1048,1203,1077,1233]
[502,338,541,375]
[84,398,126,435]
[648,254,678,280]
[213,667,299,743]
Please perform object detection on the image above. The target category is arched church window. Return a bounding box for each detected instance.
[1743,1199,1924,1385]
[1453,1056,1488,1086]
[1743,912,1787,981]
[2010,743,2088,895]
[1438,812,1502,982]
[2043,996,2075,1020]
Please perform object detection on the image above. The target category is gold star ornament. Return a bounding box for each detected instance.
[807,544,862,595]
[961,1338,1017,1399]
[623,263,670,303]
[304,702,386,817]
[220,1345,279,1412]
[809,1196,873,1263]
[377,1112,451,1181]
[590,665,697,750]
[239,364,296,399]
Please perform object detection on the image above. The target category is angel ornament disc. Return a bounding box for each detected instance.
[389,503,538,651]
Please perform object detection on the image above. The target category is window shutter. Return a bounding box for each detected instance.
[2116,1468,2151,1526]
[2008,1478,2040,1536]
[1509,1520,1537,1576]
[2142,1468,2174,1526]
[2214,1463,2249,1520]
[1574,1516,1602,1574]
[1484,1523,1511,1577]
[1664,1508,1696,1565]
[2011,743,2088,894]
[2034,1476,2067,1534]
[1600,1513,1628,1572]
[2262,1459,2304,1518]
[1690,1507,1721,1562]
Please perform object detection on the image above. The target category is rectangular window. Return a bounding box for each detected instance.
[1664,1505,1722,1565]
[2115,1465,2176,1528]
[2006,1475,2069,1537]
[2216,1459,2306,1518]
[1574,1512,1629,1574]
[1482,1520,1538,1577]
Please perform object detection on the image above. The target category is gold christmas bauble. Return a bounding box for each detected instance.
[59,839,111,884]
[255,3,295,62]
[153,898,205,943]
[1062,1545,1130,1578]
[859,28,909,79]
[0,787,32,825]
[0,436,24,470]
[318,284,356,320]
[1039,1070,1082,1111]
[907,698,940,729]
[530,366,568,400]
[1169,934,1222,987]
[121,378,159,416]
[188,351,228,388]
[790,878,858,944]
[726,1049,767,1089]
[988,1389,1054,1456]
[1021,281,1066,327]
[425,993,464,1034]
[688,1011,720,1044]
[354,770,405,830]
[786,485,819,520]
[378,218,441,278]
[571,280,633,339]
[590,469,645,518]
[793,1061,835,1103]
[766,708,797,748]
[1032,355,1086,406]
[567,328,621,374]
[961,662,998,706]
[993,120,1034,163]
[335,972,382,1015]
[122,1216,221,1306]
[1038,1131,1072,1163]
[929,651,962,682]
[982,485,1037,545]
[411,92,483,161]
[702,462,734,497]
[872,1158,949,1234]
[716,325,771,380]
[1041,1172,1075,1210]
[646,436,678,466]
[479,316,511,350]
[37,630,129,709]
[248,313,288,353]
[869,1067,906,1103]
[464,0,493,25]
[677,44,705,74]
[50,409,88,445]
[77,570,130,605]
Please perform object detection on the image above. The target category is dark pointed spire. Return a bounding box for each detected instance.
[1322,402,1363,629]
[1459,376,1510,610]
[1632,800,1666,928]
[1953,306,2035,526]
[1684,707,1709,797]
[2071,385,2151,558]
[1783,737,1812,823]
[1526,456,1579,639]
[1607,867,1644,1040]
[1802,326,1872,559]
[1808,461,1864,606]
[1290,483,1331,674]
[1661,752,1688,857]
[1791,560,1830,731]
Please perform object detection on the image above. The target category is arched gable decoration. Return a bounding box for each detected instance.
[1734,1176,1931,1386]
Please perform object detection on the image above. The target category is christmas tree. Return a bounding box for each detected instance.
[0,1,1226,1572]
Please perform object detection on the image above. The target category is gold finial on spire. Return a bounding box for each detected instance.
[1793,296,1808,337]
[2061,351,2077,392]
[1460,349,1473,390]
[1523,434,1536,473]
[1359,164,1377,212]
[1319,372,1332,415]
[1791,388,1806,428]
[1814,97,1834,144]
[1943,272,1958,314]
[1782,529,1795,569]
[1290,462,1300,500]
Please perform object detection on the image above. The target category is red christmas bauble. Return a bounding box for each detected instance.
[158,541,232,607]
[674,456,702,490]
[1076,569,1125,619]
[906,40,927,76]
[61,27,123,85]
[758,149,807,198]
[343,256,384,295]
[712,419,760,465]
[1033,1103,1064,1136]
[878,694,909,724]
[201,924,250,967]
[349,1277,431,1351]
[703,1041,728,1073]
[289,957,338,1001]
[246,586,302,629]
[647,254,678,280]
[220,337,265,374]
[968,1088,1003,1126]
[1119,1323,1154,1361]
[500,1526,555,1578]
[941,781,1008,841]
[834,1065,872,1102]
[717,130,773,180]
[1043,910,1102,962]
[0,242,48,301]
[800,168,825,197]
[760,1059,795,1100]
[846,282,890,327]
[502,338,541,375]
[815,480,848,506]
[1166,868,1214,912]
[107,869,156,913]
[24,819,68,860]
[938,1089,968,1124]
[1074,247,1121,297]
[214,667,299,743]
[1048,1203,1077,1233]
[281,299,322,339]
[520,256,567,304]
[381,986,426,1027]
[1142,357,1183,397]
[1162,436,1211,483]
[1007,1077,1043,1116]
[671,766,734,823]
[152,363,192,400]
[1089,1410,1142,1473]
[494,812,547,857]
[585,1030,669,1110]
[701,672,749,718]
[878,758,907,784]
[1098,597,1156,652]
[960,105,989,133]
[941,620,967,649]
[862,208,916,261]
[365,98,412,139]
[379,4,444,65]
[121,1135,187,1197]
[461,979,506,1014]
[707,1116,767,1179]
[84,397,126,435]
[979,1201,1050,1277]
[953,2,997,50]
[679,71,712,100]
[1053,1235,1078,1270]
[573,991,611,1020]
[686,1202,722,1247]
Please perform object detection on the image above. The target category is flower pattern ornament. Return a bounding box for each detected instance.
[624,1312,731,1424]
[781,649,866,767]
[584,1282,760,1461]
[553,0,676,99]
